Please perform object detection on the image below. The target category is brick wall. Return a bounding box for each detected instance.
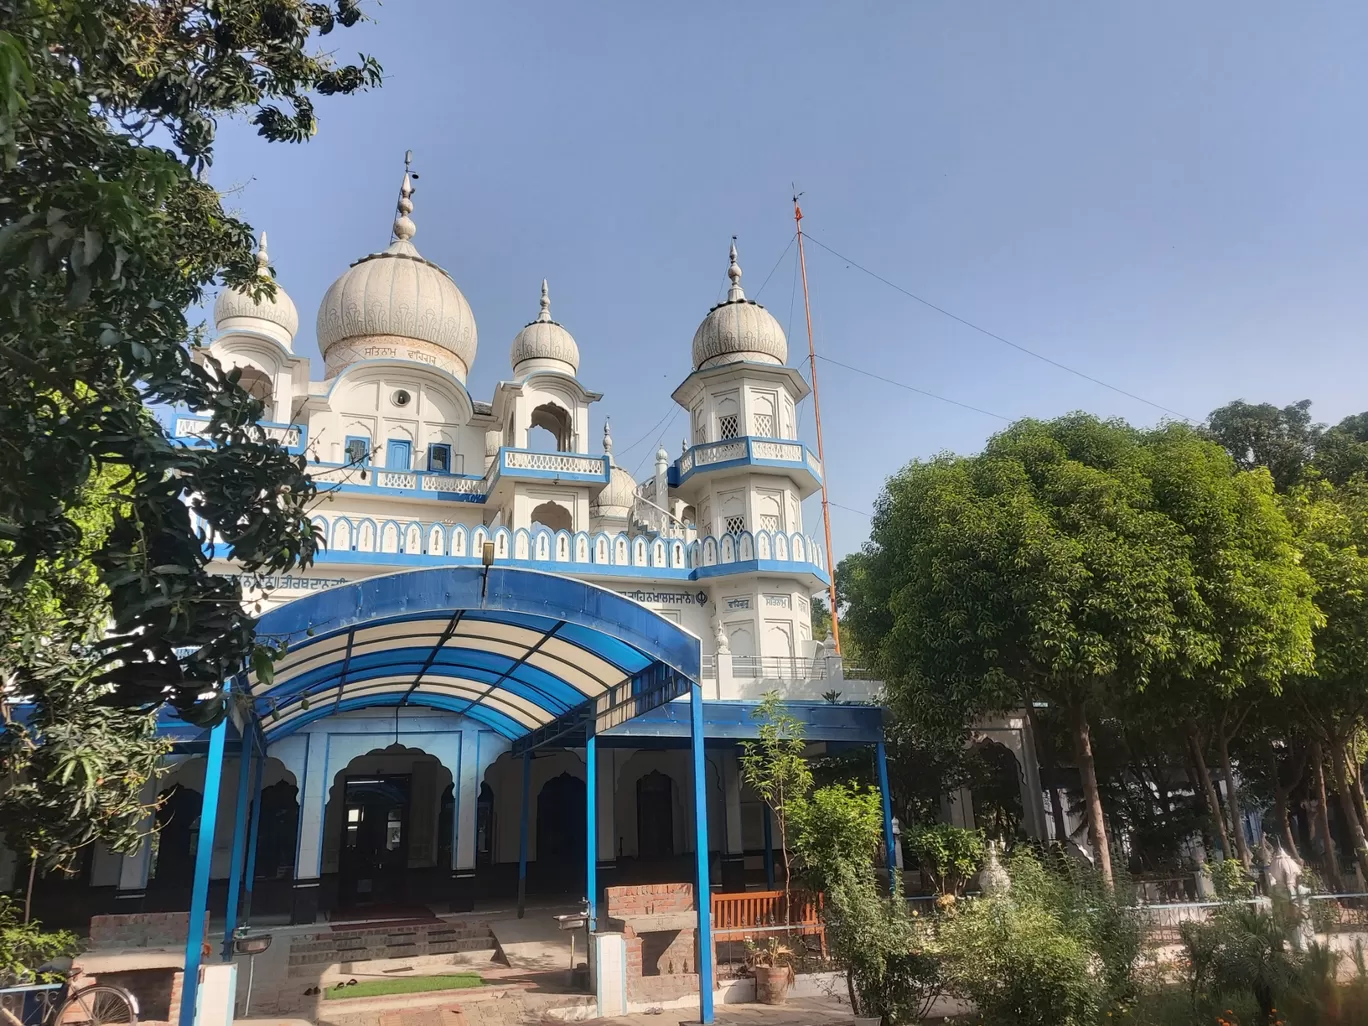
[286,919,495,978]
[603,882,695,919]
[89,912,205,949]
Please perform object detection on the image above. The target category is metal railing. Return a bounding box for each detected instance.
[732,656,827,680]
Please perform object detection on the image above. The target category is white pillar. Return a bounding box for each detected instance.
[115,778,159,904]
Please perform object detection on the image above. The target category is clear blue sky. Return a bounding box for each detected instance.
[205,3,1368,562]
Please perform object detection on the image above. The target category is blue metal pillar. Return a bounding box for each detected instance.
[241,738,266,926]
[585,730,598,929]
[180,710,229,1026]
[875,740,897,896]
[690,682,715,1024]
[517,749,530,919]
[220,741,254,960]
[762,804,775,891]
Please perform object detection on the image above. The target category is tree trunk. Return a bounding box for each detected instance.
[23,858,36,924]
[1311,740,1344,892]
[1268,741,1302,861]
[1217,730,1253,868]
[1348,754,1368,844]
[1329,737,1368,887]
[1026,702,1069,843]
[1070,701,1114,889]
[1188,724,1231,860]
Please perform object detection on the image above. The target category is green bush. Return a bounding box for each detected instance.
[901,823,984,896]
[0,897,80,985]
[939,887,1097,1026]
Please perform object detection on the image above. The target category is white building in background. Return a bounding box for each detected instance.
[195,172,835,683]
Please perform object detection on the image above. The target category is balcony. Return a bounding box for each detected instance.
[490,448,610,485]
[172,414,307,455]
[672,436,822,497]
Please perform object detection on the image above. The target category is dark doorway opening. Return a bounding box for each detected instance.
[477,782,495,868]
[339,775,410,908]
[535,772,585,893]
[637,771,675,858]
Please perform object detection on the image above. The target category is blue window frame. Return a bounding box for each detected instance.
[386,439,412,471]
[344,436,370,467]
[428,443,452,473]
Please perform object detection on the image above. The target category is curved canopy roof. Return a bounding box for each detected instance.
[248,567,700,745]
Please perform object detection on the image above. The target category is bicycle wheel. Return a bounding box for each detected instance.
[54,986,137,1026]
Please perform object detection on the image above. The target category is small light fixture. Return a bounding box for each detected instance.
[482,542,495,567]
[300,695,311,711]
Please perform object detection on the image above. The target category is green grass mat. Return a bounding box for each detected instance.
[322,974,485,999]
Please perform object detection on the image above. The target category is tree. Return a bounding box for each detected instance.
[0,469,171,918]
[1140,424,1318,868]
[740,692,812,921]
[1282,478,1368,884]
[0,0,379,726]
[1205,399,1318,492]
[844,415,1205,888]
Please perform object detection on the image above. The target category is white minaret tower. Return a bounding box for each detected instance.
[668,241,825,665]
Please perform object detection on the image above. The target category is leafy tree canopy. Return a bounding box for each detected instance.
[0,0,380,724]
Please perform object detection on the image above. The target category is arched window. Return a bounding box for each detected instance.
[529,402,572,452]
[530,501,572,534]
[236,366,273,406]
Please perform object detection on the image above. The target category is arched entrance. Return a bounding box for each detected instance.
[637,770,674,858]
[536,772,586,892]
[322,744,453,913]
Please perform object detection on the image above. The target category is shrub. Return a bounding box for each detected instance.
[0,897,79,985]
[901,823,984,896]
[938,886,1097,1026]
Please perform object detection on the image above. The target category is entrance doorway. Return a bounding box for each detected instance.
[339,775,410,908]
[637,771,674,858]
[536,772,585,892]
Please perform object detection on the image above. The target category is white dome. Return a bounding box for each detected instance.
[691,243,787,371]
[592,464,639,519]
[316,173,478,381]
[510,280,579,376]
[213,233,298,348]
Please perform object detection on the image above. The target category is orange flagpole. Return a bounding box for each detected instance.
[794,195,841,654]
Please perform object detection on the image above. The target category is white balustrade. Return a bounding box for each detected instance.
[503,450,606,475]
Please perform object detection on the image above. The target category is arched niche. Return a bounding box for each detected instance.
[529,402,572,452]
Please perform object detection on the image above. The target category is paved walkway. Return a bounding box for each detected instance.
[585,998,856,1026]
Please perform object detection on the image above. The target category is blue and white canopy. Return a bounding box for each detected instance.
[248,567,701,745]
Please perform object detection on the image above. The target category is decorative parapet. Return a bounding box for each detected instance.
[674,436,822,494]
[291,515,828,583]
[501,449,609,477]
[172,414,306,454]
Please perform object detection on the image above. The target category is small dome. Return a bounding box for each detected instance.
[213,233,299,348]
[510,280,579,377]
[592,464,639,519]
[691,242,787,371]
[316,171,478,381]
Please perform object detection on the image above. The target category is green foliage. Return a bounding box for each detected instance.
[740,693,813,920]
[0,468,171,876]
[1209,858,1257,900]
[938,850,1141,1026]
[0,896,79,983]
[901,823,984,896]
[0,0,378,725]
[1177,896,1307,1023]
[939,883,1097,1026]
[824,861,942,1025]
[1205,398,1318,493]
[790,784,884,895]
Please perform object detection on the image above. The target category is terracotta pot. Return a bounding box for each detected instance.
[754,965,791,1005]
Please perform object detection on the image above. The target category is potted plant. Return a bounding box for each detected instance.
[745,937,795,1005]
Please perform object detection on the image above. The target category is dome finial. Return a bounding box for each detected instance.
[727,236,744,301]
[255,231,272,276]
[538,279,551,323]
[603,419,613,458]
[393,151,417,242]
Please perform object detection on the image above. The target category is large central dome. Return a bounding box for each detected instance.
[317,172,478,381]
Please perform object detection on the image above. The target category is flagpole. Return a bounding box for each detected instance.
[793,195,842,654]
